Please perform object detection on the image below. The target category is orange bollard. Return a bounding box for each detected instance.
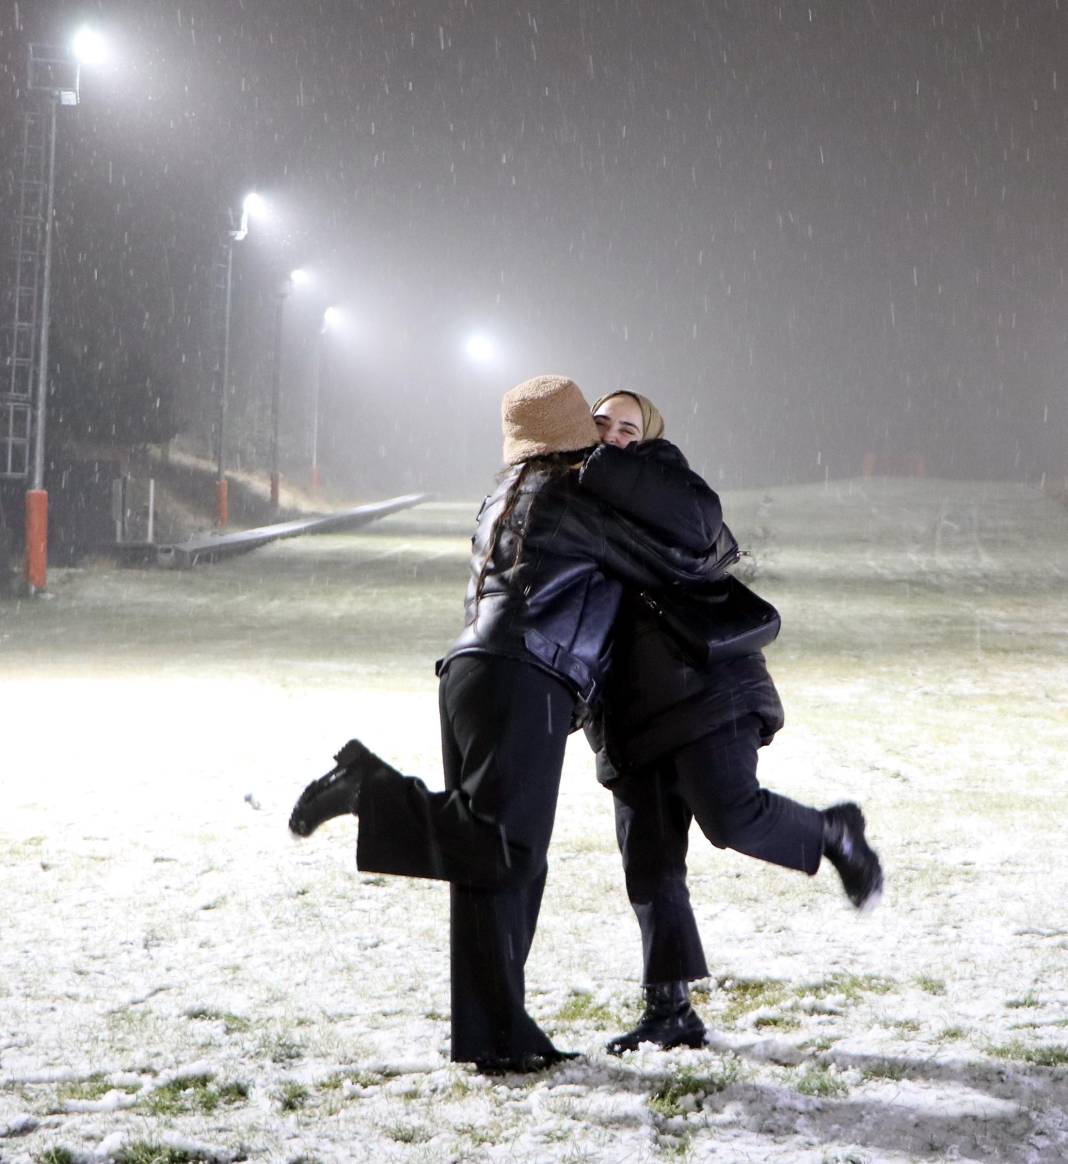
[215,478,229,528]
[309,465,321,494]
[25,489,48,592]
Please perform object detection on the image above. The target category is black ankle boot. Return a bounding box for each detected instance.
[474,1048,580,1076]
[822,802,884,910]
[288,739,383,838]
[606,981,707,1055]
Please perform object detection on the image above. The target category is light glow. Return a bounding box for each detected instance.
[464,333,496,363]
[71,26,108,66]
[242,191,268,220]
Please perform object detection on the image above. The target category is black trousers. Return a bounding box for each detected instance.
[355,654,574,1063]
[611,714,824,985]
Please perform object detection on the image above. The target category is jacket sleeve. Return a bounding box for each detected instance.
[578,439,723,552]
[578,493,723,591]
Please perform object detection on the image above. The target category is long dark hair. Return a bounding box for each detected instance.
[473,449,589,602]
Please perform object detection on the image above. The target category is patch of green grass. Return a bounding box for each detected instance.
[1006,993,1041,1009]
[716,977,789,1022]
[457,1120,500,1145]
[185,1007,251,1033]
[37,1150,77,1164]
[278,1082,309,1111]
[754,1014,802,1032]
[938,1025,966,1041]
[915,975,946,995]
[105,1008,153,1035]
[893,1019,921,1034]
[653,1135,693,1160]
[262,1035,304,1064]
[112,1145,214,1164]
[648,1059,741,1118]
[445,1075,477,1100]
[142,1073,248,1116]
[802,1037,836,1053]
[555,992,616,1025]
[793,1064,848,1098]
[805,973,895,1002]
[55,1074,119,1103]
[715,971,893,1025]
[989,1041,1068,1067]
[384,1122,431,1144]
[320,1068,401,1092]
[861,1059,908,1082]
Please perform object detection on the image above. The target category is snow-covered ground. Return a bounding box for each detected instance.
[1,478,1066,1164]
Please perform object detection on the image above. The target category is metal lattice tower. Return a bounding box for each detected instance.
[2,45,79,485]
[0,110,49,480]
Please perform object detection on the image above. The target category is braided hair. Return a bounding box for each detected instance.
[472,450,587,603]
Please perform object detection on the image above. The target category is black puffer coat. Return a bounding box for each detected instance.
[440,456,721,711]
[579,440,785,777]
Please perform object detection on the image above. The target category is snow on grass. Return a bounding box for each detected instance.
[1,481,1066,1163]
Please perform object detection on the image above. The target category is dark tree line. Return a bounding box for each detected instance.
[47,333,182,451]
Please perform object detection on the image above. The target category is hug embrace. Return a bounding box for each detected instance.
[288,374,883,1074]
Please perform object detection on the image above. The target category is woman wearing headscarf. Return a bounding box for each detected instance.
[579,390,883,1055]
[288,375,723,1074]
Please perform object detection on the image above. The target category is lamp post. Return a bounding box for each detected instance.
[215,190,264,527]
[268,267,307,510]
[311,305,342,495]
[21,34,101,592]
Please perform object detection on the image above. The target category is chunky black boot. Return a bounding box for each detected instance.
[606,981,707,1055]
[474,1048,580,1076]
[288,739,382,838]
[822,802,884,910]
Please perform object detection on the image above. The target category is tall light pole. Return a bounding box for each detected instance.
[310,305,342,495]
[268,267,308,510]
[20,35,100,592]
[215,190,264,527]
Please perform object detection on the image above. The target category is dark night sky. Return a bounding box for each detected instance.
[2,1,1066,496]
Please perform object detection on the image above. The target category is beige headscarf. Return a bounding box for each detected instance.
[590,390,665,441]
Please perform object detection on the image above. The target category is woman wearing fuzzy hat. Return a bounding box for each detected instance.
[288,375,722,1074]
[580,390,884,1056]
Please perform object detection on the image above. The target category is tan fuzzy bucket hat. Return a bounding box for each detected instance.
[501,375,600,465]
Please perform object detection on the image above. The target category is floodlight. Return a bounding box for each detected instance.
[465,333,496,363]
[71,26,108,67]
[242,191,267,219]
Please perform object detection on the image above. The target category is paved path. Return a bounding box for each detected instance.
[157,492,431,567]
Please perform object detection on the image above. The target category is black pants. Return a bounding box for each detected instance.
[611,715,824,985]
[355,654,574,1063]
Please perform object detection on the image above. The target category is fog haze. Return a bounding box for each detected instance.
[2,1,1064,497]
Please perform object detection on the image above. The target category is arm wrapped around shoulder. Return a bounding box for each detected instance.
[578,439,723,552]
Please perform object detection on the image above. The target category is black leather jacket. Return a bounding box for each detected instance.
[579,440,784,776]
[440,454,721,711]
